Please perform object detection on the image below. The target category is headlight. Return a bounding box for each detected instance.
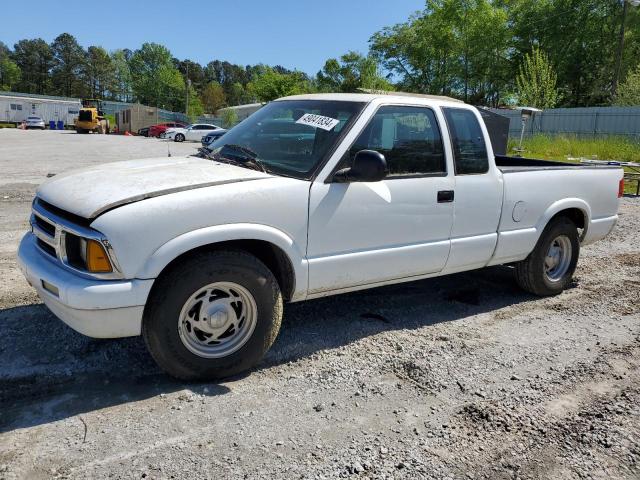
[64,233,113,273]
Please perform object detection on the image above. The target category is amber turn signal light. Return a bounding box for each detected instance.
[86,239,113,273]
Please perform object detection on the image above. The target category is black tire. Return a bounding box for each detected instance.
[174,133,185,142]
[142,250,283,380]
[515,216,580,296]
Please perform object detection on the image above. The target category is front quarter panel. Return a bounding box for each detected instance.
[90,177,310,296]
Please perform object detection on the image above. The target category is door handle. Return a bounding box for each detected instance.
[437,190,455,203]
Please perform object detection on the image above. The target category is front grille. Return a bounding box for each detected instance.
[78,110,93,122]
[33,214,55,236]
[36,238,56,257]
[36,198,91,225]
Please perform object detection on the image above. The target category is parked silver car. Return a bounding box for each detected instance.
[25,116,46,130]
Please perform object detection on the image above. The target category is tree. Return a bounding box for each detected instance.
[247,68,313,102]
[111,49,132,102]
[12,38,54,94]
[84,46,114,98]
[0,42,20,91]
[200,82,226,112]
[615,64,640,106]
[317,51,392,93]
[129,43,186,110]
[50,33,85,97]
[507,0,639,106]
[515,47,558,109]
[186,85,204,119]
[220,108,238,129]
[369,0,510,105]
[176,59,205,91]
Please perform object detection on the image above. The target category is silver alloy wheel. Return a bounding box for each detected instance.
[544,235,572,282]
[178,282,258,358]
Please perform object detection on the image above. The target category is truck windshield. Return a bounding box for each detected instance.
[205,100,365,179]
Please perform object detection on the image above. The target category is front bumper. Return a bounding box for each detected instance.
[17,233,154,338]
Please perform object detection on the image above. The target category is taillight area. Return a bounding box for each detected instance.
[618,178,624,198]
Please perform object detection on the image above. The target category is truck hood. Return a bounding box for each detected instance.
[36,156,272,219]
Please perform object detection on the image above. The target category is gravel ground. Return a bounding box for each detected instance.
[0,129,638,480]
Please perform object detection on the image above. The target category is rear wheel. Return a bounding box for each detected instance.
[515,216,580,296]
[174,133,185,142]
[142,250,283,380]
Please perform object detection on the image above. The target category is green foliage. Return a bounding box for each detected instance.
[220,108,239,129]
[227,82,253,106]
[12,38,54,94]
[515,47,558,109]
[506,0,636,106]
[615,64,640,106]
[507,134,640,163]
[317,51,392,93]
[370,0,511,104]
[247,68,313,102]
[50,33,85,97]
[0,54,20,91]
[129,43,186,111]
[200,82,227,113]
[111,49,132,102]
[84,46,114,99]
[370,0,640,106]
[187,85,204,120]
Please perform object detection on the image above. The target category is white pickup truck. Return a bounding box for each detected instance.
[18,93,624,380]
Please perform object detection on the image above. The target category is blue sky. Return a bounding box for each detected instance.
[2,1,424,75]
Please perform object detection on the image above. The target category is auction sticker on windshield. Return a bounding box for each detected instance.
[295,113,340,131]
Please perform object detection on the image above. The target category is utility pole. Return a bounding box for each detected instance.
[185,63,190,118]
[613,0,640,96]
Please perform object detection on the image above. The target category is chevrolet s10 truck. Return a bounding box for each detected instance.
[18,93,624,380]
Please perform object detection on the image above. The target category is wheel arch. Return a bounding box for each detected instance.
[537,199,590,242]
[137,224,306,302]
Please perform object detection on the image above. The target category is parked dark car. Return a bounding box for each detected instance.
[137,127,150,137]
[200,129,227,147]
[149,122,186,138]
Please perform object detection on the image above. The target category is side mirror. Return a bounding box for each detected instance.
[333,150,387,183]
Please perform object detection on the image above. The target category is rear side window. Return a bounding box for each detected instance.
[348,105,445,176]
[443,108,488,175]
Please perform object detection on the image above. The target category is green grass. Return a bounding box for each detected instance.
[507,134,640,195]
[507,134,640,163]
[0,122,16,128]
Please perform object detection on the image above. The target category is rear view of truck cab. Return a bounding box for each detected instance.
[17,93,624,380]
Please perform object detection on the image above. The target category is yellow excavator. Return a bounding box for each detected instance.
[75,99,110,134]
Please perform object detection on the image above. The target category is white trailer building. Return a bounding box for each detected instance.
[0,91,82,127]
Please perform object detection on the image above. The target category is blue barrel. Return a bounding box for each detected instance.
[57,120,64,130]
[49,120,56,130]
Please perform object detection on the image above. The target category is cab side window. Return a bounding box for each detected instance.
[443,108,488,175]
[348,105,445,176]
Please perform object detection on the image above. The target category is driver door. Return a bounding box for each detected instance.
[307,105,455,295]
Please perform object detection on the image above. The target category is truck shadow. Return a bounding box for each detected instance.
[0,265,536,433]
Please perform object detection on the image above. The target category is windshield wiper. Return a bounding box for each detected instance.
[201,148,269,174]
[216,144,269,173]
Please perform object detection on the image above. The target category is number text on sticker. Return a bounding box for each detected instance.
[295,113,340,131]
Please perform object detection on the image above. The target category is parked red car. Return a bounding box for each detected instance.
[148,122,187,138]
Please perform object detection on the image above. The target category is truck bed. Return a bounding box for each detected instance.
[495,155,620,173]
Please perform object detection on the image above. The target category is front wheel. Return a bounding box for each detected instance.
[142,250,283,380]
[174,133,185,142]
[515,216,580,296]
